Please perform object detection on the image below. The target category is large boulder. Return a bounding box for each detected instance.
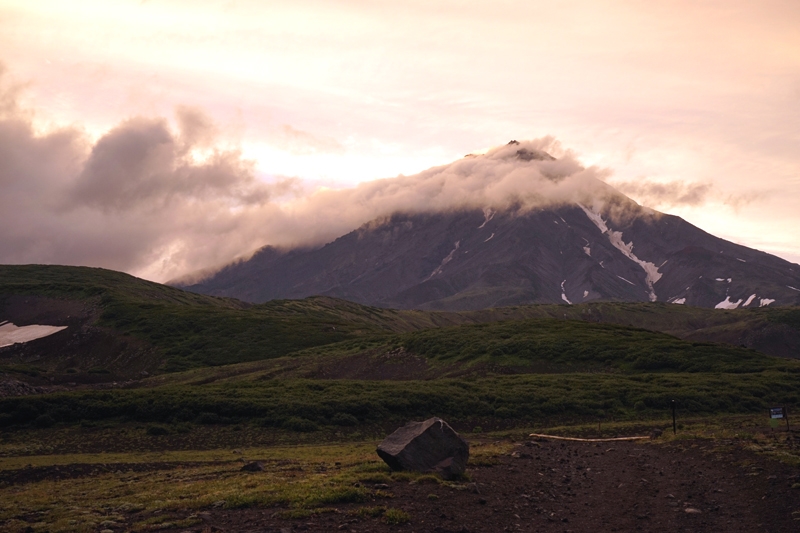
[376,417,469,480]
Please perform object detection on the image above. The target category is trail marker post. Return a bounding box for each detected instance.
[671,399,677,435]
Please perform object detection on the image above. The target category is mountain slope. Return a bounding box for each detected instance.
[183,202,800,311]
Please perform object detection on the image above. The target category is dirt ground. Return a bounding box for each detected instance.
[7,434,798,533]
[227,439,799,533]
[202,438,800,533]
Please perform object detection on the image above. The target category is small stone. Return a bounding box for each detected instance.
[684,508,702,514]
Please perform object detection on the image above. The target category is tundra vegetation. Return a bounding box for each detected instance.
[1,265,799,531]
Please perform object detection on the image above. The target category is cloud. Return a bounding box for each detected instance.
[67,115,272,212]
[609,178,766,212]
[609,179,712,208]
[0,71,298,281]
[0,70,658,283]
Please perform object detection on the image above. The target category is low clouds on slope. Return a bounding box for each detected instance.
[0,71,727,282]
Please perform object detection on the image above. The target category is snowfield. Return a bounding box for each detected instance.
[0,321,68,348]
[579,204,662,301]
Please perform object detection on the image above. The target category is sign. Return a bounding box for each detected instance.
[770,407,786,419]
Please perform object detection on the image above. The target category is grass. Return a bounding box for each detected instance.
[0,438,492,533]
[0,265,455,372]
[290,317,800,375]
[2,414,797,533]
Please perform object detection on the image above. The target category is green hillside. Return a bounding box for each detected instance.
[0,265,458,375]
[288,318,799,376]
[1,264,799,435]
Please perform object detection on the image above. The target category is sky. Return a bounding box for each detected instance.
[0,0,798,282]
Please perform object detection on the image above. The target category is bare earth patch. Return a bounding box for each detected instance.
[192,438,800,532]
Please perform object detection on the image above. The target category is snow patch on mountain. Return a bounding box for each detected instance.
[583,290,589,298]
[579,204,662,301]
[0,322,68,348]
[760,298,775,307]
[484,233,494,242]
[671,298,686,304]
[583,245,591,256]
[561,280,571,304]
[743,294,757,307]
[426,241,460,280]
[788,285,800,292]
[617,275,635,286]
[715,296,743,309]
[478,208,494,229]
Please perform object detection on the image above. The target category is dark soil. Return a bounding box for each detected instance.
[208,437,800,532]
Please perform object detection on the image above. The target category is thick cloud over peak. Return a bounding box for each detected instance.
[0,72,746,282]
[0,95,612,281]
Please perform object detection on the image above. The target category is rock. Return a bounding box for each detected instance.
[650,429,663,439]
[240,461,264,472]
[0,379,45,397]
[377,417,469,480]
[684,507,702,514]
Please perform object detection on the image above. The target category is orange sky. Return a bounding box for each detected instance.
[1,0,799,280]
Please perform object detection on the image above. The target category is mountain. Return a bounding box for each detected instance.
[182,194,800,312]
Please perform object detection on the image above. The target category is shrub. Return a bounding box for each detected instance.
[34,414,55,428]
[283,417,319,432]
[146,425,169,436]
[332,412,359,426]
[196,412,234,425]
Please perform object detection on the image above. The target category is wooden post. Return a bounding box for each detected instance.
[671,399,677,435]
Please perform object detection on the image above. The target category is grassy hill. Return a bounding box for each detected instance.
[1,264,799,433]
[0,265,464,377]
